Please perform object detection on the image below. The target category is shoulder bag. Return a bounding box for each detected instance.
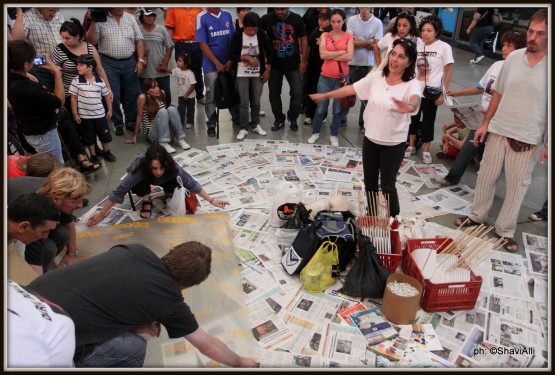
[328,33,357,108]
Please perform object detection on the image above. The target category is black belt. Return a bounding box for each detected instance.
[100,54,134,61]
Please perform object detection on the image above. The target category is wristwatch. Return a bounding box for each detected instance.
[66,250,78,256]
[138,58,145,63]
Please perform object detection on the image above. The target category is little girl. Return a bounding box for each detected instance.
[169,53,196,128]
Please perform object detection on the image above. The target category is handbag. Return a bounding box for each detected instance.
[422,43,443,101]
[166,176,198,216]
[507,137,532,152]
[328,33,357,108]
[300,240,340,293]
[214,71,240,109]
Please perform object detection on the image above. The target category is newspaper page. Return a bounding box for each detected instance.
[284,289,345,324]
[323,167,354,183]
[522,232,548,253]
[230,209,269,232]
[417,189,472,216]
[486,313,543,352]
[444,94,484,130]
[397,189,449,219]
[526,251,548,277]
[254,348,325,368]
[320,322,370,363]
[397,324,443,351]
[242,267,282,305]
[397,172,426,194]
[250,312,295,350]
[350,308,399,345]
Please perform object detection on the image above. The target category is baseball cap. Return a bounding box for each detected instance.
[142,8,156,16]
[318,8,332,19]
[75,54,96,67]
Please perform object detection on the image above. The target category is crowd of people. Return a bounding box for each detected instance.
[6,6,548,368]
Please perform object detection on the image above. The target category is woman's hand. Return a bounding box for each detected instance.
[391,98,416,113]
[211,199,230,209]
[87,212,106,227]
[125,134,138,144]
[59,254,80,267]
[309,93,327,104]
[434,95,444,106]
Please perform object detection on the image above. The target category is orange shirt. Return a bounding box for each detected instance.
[165,7,203,41]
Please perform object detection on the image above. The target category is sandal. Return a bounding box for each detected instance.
[501,237,518,253]
[454,216,481,227]
[78,159,102,175]
[140,201,153,219]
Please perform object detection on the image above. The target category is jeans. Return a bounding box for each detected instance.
[538,200,548,216]
[362,137,406,217]
[101,56,141,129]
[177,97,195,125]
[348,65,372,127]
[236,76,263,130]
[24,128,64,164]
[312,75,347,137]
[140,76,172,106]
[444,130,486,184]
[268,68,304,123]
[469,25,494,58]
[147,106,186,143]
[74,332,147,368]
[174,42,204,100]
[204,71,239,128]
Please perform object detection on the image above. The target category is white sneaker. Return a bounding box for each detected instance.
[423,152,432,164]
[307,133,320,144]
[177,139,191,150]
[237,129,249,140]
[185,123,193,129]
[259,110,265,117]
[252,125,267,136]
[404,146,415,158]
[303,117,313,125]
[475,55,485,64]
[160,142,176,154]
[330,136,339,147]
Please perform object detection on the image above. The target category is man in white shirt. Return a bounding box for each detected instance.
[346,7,383,131]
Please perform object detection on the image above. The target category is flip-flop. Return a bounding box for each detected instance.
[454,216,481,227]
[501,237,518,253]
[140,201,153,219]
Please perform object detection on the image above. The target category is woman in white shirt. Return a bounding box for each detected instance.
[375,12,421,68]
[311,38,421,217]
[406,15,454,164]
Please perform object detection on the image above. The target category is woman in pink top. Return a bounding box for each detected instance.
[307,9,353,147]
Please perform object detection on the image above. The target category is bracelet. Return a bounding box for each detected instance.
[66,250,78,256]
[209,198,214,203]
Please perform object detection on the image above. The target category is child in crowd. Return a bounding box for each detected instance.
[169,53,196,129]
[436,116,470,159]
[69,54,115,163]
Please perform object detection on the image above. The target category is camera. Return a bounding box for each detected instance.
[33,56,46,66]
[89,8,109,23]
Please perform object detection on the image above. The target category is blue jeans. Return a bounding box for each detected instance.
[236,76,263,130]
[348,65,372,127]
[268,68,304,123]
[204,71,239,129]
[147,106,186,143]
[101,56,141,129]
[469,25,494,58]
[312,75,348,137]
[74,332,146,368]
[444,130,486,184]
[24,128,64,164]
[174,42,204,100]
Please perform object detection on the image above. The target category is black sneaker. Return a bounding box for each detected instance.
[103,150,116,162]
[90,155,101,164]
[207,127,216,137]
[115,127,124,136]
[290,120,298,131]
[271,120,285,131]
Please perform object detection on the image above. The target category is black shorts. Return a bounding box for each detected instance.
[78,117,112,145]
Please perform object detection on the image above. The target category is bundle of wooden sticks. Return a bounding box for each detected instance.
[357,191,392,254]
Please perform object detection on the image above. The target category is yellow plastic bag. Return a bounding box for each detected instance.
[300,240,340,293]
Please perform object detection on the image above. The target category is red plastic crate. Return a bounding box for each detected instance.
[403,238,483,312]
[356,217,402,273]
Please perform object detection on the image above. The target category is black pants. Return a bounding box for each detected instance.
[362,137,405,217]
[131,178,180,198]
[409,97,438,143]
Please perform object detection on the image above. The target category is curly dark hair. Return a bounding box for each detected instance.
[161,241,212,289]
[391,12,419,38]
[500,30,527,50]
[140,144,178,181]
[419,15,444,38]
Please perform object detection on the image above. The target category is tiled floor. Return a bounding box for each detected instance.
[74,43,548,257]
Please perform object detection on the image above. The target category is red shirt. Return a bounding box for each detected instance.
[7,155,30,179]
